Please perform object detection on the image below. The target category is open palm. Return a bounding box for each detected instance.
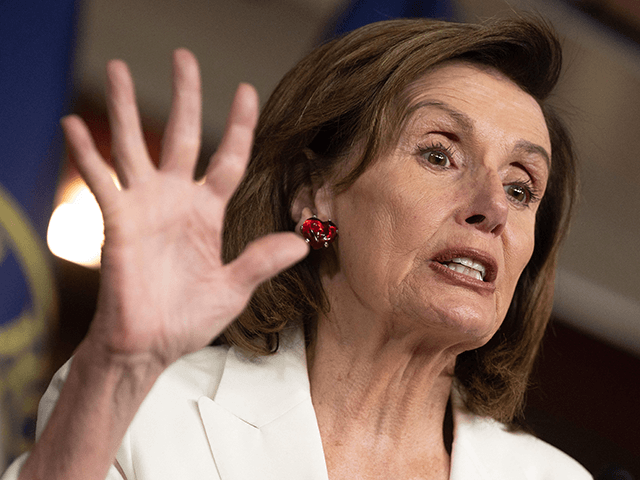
[61,49,308,368]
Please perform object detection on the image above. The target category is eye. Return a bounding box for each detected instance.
[504,182,540,206]
[417,142,453,168]
[425,151,450,167]
[505,184,528,203]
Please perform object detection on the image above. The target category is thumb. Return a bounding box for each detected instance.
[226,232,309,294]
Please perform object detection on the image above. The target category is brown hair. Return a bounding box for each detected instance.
[221,17,577,425]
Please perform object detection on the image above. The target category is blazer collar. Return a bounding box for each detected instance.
[450,387,495,479]
[449,386,554,480]
[196,329,549,480]
[197,327,329,480]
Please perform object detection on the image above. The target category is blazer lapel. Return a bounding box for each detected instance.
[197,328,329,480]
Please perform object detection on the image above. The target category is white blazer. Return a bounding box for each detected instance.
[3,328,591,480]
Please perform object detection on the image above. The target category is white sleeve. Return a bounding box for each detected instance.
[0,359,127,480]
[1,453,28,480]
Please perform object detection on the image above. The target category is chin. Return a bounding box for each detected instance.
[439,302,501,349]
[392,264,507,346]
[398,292,503,350]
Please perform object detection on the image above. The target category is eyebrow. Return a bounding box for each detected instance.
[513,140,551,169]
[411,100,474,136]
[410,100,551,168]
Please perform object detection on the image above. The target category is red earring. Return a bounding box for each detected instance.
[300,215,338,250]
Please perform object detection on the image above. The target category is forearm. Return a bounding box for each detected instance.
[18,338,164,480]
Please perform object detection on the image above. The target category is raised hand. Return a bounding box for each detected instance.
[61,49,308,369]
[15,48,310,480]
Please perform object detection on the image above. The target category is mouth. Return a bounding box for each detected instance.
[430,249,498,288]
[440,257,487,282]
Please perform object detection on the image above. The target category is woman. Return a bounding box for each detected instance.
[5,17,590,480]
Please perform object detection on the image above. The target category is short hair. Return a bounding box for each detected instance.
[221,16,577,425]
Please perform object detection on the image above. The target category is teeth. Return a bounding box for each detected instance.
[445,257,486,281]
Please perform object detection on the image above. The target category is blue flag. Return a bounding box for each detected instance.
[0,0,78,468]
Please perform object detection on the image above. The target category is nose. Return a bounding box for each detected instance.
[459,169,508,237]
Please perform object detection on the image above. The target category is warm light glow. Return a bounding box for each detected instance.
[47,175,118,268]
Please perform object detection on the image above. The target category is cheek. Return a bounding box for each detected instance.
[337,168,406,241]
[341,180,449,257]
[517,220,537,271]
[332,173,448,293]
[331,182,400,287]
[489,213,536,322]
[502,218,537,295]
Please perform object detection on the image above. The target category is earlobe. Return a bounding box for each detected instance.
[291,181,338,249]
[294,206,315,233]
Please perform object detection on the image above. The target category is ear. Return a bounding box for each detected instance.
[291,179,334,226]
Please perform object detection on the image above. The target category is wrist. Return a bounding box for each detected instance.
[73,335,166,395]
[18,336,166,480]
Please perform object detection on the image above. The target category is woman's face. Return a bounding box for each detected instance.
[321,62,551,349]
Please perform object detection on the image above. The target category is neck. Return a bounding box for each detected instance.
[308,311,456,480]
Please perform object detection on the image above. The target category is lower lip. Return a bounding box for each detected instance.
[429,261,496,295]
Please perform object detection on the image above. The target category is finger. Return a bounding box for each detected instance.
[159,49,202,174]
[61,115,119,207]
[226,232,309,294]
[205,83,258,200]
[106,59,154,187]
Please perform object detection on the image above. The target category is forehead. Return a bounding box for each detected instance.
[401,61,551,155]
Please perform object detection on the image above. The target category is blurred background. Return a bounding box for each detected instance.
[1,0,639,477]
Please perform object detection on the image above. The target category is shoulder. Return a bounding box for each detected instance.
[451,402,592,479]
